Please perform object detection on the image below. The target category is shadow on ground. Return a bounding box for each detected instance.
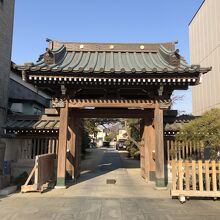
[72,148,140,185]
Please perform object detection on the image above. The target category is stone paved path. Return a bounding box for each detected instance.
[0,148,220,220]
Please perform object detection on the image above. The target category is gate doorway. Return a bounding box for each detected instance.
[57,105,166,188]
[66,115,151,186]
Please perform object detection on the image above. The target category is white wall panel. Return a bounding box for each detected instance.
[190,0,220,115]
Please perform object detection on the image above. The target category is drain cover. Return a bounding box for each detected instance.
[106,179,116,184]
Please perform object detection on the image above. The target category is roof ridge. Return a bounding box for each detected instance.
[49,40,177,53]
[50,40,178,45]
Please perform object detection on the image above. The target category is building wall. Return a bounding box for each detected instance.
[0,0,15,132]
[116,130,128,141]
[9,71,51,108]
[190,0,220,115]
[8,71,51,115]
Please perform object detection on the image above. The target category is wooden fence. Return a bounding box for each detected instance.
[18,138,59,160]
[166,140,204,162]
[21,153,56,193]
[171,160,220,199]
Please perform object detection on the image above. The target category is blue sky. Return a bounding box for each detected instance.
[12,0,204,114]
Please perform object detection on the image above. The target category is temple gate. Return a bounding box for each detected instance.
[15,40,210,188]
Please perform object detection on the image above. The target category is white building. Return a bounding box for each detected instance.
[190,0,220,115]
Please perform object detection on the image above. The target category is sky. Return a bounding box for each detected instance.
[12,0,204,114]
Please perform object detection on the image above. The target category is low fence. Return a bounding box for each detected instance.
[166,140,204,162]
[171,160,220,199]
[21,153,56,193]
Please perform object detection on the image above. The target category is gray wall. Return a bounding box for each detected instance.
[190,0,220,115]
[9,79,51,108]
[0,0,15,132]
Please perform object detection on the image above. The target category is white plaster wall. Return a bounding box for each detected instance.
[190,0,220,115]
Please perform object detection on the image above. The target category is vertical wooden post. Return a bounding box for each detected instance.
[143,118,150,181]
[56,100,69,188]
[185,160,190,191]
[178,160,183,191]
[212,161,217,192]
[171,160,176,190]
[76,120,83,178]
[74,118,82,178]
[66,111,76,180]
[140,119,146,179]
[143,112,156,181]
[148,118,156,181]
[192,160,196,191]
[198,160,203,191]
[154,103,166,187]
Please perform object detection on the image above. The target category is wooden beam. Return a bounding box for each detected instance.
[72,109,148,118]
[154,103,166,187]
[68,99,156,109]
[56,100,69,188]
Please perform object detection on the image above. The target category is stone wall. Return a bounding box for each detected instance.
[0,0,15,133]
[2,138,34,178]
[0,175,10,190]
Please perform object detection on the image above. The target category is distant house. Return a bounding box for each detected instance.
[88,125,108,147]
[96,125,107,147]
[116,130,128,142]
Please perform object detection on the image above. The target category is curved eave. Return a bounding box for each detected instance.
[15,65,211,75]
[14,41,212,77]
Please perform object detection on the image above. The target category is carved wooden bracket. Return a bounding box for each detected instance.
[158,85,164,96]
[52,98,65,108]
[159,100,171,109]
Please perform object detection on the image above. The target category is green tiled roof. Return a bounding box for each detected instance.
[16,41,211,74]
[164,115,195,132]
[5,117,60,131]
[5,114,194,134]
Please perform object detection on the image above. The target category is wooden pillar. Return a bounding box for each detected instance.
[74,118,82,178]
[144,112,156,182]
[66,112,76,180]
[142,110,156,181]
[149,125,156,181]
[78,120,83,177]
[56,100,69,188]
[140,119,146,179]
[143,118,150,181]
[154,103,166,187]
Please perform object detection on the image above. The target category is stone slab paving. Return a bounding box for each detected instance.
[1,196,220,220]
[0,148,220,219]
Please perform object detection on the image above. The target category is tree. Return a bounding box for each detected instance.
[105,135,112,142]
[123,119,141,149]
[170,94,184,109]
[176,108,220,159]
[84,118,119,135]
